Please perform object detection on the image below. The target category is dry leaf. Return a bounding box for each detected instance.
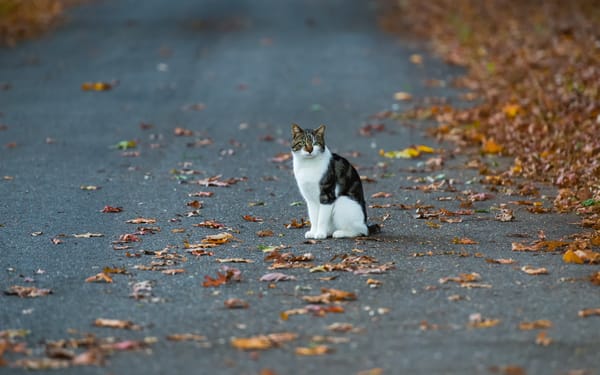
[257,229,274,237]
[73,232,104,238]
[535,331,552,346]
[201,232,233,245]
[259,272,297,282]
[193,220,225,229]
[519,320,553,330]
[231,332,297,350]
[224,298,249,309]
[452,237,478,245]
[578,308,600,318]
[85,272,113,283]
[216,258,254,263]
[166,333,207,341]
[521,266,549,275]
[93,318,141,330]
[101,205,122,213]
[243,214,263,222]
[161,268,185,275]
[295,345,333,356]
[5,285,52,298]
[467,313,501,328]
[126,217,157,224]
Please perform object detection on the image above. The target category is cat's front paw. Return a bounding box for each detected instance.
[304,230,316,239]
[312,231,328,240]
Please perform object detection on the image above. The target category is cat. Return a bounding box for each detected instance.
[291,123,380,239]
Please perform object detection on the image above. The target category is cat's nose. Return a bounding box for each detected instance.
[305,145,313,153]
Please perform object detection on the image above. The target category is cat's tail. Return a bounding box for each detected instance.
[367,223,381,236]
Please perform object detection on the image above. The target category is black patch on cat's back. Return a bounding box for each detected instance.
[319,153,367,220]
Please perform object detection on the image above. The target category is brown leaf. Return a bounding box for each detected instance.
[166,333,207,341]
[259,272,296,282]
[452,237,478,245]
[535,331,552,346]
[295,345,333,356]
[85,272,113,283]
[201,232,233,245]
[224,298,249,309]
[521,266,549,275]
[231,332,297,350]
[284,218,310,229]
[578,308,600,318]
[101,205,122,213]
[193,220,225,229]
[216,258,254,263]
[518,320,553,330]
[188,191,214,198]
[467,313,501,328]
[161,268,185,275]
[243,214,263,222]
[186,200,203,209]
[257,229,274,237]
[5,285,52,298]
[93,318,141,330]
[126,217,157,224]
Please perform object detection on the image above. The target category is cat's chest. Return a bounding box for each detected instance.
[293,157,329,200]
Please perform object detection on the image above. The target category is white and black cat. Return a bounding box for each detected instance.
[291,123,380,239]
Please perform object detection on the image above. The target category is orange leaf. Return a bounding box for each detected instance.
[563,249,584,264]
[481,138,503,154]
[295,345,333,356]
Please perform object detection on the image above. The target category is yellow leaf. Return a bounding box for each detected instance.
[481,139,503,154]
[393,91,412,101]
[502,104,520,118]
[563,249,584,264]
[416,145,434,153]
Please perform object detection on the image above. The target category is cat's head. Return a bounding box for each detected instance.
[291,123,326,158]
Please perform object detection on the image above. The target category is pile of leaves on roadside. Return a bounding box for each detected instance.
[0,0,80,46]
[379,0,600,229]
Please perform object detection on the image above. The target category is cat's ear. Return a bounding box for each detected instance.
[315,124,326,137]
[291,123,303,136]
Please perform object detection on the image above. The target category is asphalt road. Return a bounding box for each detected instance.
[1,1,599,374]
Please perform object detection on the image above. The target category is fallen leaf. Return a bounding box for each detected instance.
[259,272,296,282]
[85,272,113,283]
[371,191,393,198]
[467,313,501,328]
[174,127,194,136]
[269,152,292,163]
[161,268,185,275]
[126,217,156,224]
[518,320,553,330]
[257,229,274,237]
[486,258,516,264]
[285,218,310,229]
[5,285,52,298]
[81,81,113,91]
[393,91,412,101]
[101,206,122,213]
[224,298,249,309]
[521,266,549,275]
[243,214,263,222]
[481,138,503,154]
[535,331,552,346]
[295,345,333,356]
[193,220,225,229]
[563,249,584,264]
[188,191,214,198]
[452,237,478,245]
[166,333,207,341]
[578,308,600,318]
[231,332,297,350]
[93,318,141,330]
[216,258,254,263]
[201,232,233,245]
[73,232,104,238]
[186,200,203,209]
